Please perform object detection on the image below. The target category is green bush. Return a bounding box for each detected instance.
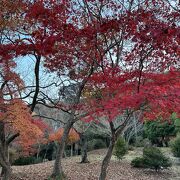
[93,139,107,149]
[143,147,171,171]
[131,147,171,171]
[114,136,127,160]
[131,157,145,168]
[128,145,134,151]
[134,136,144,147]
[170,135,180,157]
[13,156,43,165]
[87,139,106,151]
[144,119,175,147]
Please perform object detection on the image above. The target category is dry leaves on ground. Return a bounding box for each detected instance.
[10,149,175,180]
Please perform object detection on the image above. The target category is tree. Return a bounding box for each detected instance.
[172,113,180,133]
[77,1,180,179]
[0,94,44,179]
[0,1,50,178]
[36,0,180,179]
[131,147,172,171]
[49,128,80,145]
[144,118,175,147]
[74,121,91,163]
[1,0,178,180]
[49,128,80,160]
[114,136,127,161]
[170,134,180,158]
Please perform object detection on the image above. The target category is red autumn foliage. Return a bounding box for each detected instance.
[0,0,179,146]
[0,1,179,179]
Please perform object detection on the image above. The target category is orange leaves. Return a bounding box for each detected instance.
[49,128,80,144]
[68,129,80,144]
[5,99,43,149]
[31,118,52,133]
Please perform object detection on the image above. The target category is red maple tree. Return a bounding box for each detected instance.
[0,1,179,180]
[40,1,179,179]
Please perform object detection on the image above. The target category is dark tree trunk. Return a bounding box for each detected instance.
[99,113,132,180]
[51,74,89,179]
[99,138,115,180]
[80,134,89,163]
[70,144,73,157]
[51,118,74,179]
[0,143,12,180]
[99,121,118,180]
[0,122,12,180]
[1,163,12,180]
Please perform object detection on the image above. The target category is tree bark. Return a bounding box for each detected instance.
[51,118,74,179]
[99,113,132,180]
[70,144,73,157]
[99,139,115,180]
[1,163,11,180]
[51,70,91,178]
[0,143,12,180]
[0,122,12,180]
[80,134,89,163]
[99,121,117,180]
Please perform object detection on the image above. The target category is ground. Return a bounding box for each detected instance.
[10,148,180,180]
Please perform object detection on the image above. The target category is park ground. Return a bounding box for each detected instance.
[11,148,180,180]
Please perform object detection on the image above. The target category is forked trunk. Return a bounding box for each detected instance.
[51,119,74,179]
[99,137,115,180]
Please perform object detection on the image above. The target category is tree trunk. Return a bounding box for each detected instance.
[99,138,115,180]
[71,144,73,157]
[1,164,11,180]
[0,148,12,180]
[80,134,89,163]
[0,122,12,180]
[51,118,74,179]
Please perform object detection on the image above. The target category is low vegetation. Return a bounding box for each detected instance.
[131,147,172,171]
[170,134,180,158]
[114,137,128,160]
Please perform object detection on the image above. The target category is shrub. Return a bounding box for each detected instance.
[13,156,43,165]
[134,136,144,147]
[131,157,145,168]
[170,135,180,157]
[93,139,107,149]
[87,139,106,151]
[143,147,171,171]
[114,136,127,160]
[9,148,18,164]
[131,147,171,171]
[128,145,134,151]
[144,119,175,147]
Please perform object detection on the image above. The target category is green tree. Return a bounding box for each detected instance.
[144,119,175,147]
[114,137,127,160]
[172,113,180,133]
[131,147,172,171]
[170,134,180,158]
